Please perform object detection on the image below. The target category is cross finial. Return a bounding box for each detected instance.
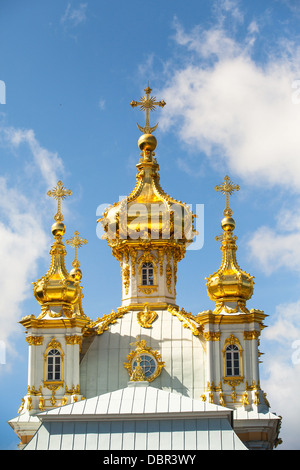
[66,230,88,268]
[215,175,240,217]
[47,180,72,222]
[130,86,166,134]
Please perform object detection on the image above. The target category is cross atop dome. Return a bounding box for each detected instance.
[130,85,166,134]
[215,175,240,217]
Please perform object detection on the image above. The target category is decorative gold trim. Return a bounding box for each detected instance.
[138,285,158,295]
[26,335,43,346]
[122,264,130,295]
[65,384,80,395]
[124,337,164,383]
[136,303,157,328]
[65,334,82,350]
[245,380,261,391]
[243,330,261,340]
[27,385,42,396]
[167,306,203,337]
[166,263,172,294]
[203,331,221,341]
[86,307,130,336]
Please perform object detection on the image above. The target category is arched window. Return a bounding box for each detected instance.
[225,344,240,377]
[141,262,154,286]
[46,349,61,381]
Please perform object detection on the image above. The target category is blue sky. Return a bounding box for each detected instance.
[1,0,300,450]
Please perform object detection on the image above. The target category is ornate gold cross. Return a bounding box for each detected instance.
[130,86,166,134]
[215,175,240,216]
[47,180,72,222]
[66,231,88,268]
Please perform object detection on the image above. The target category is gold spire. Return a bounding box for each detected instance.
[66,231,88,282]
[66,231,88,269]
[99,86,195,256]
[206,176,254,314]
[33,181,83,318]
[130,85,166,135]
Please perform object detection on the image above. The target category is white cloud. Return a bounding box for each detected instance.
[248,204,300,275]
[1,127,64,187]
[0,125,65,351]
[98,98,106,110]
[159,17,300,192]
[261,300,300,449]
[61,2,87,27]
[0,178,48,345]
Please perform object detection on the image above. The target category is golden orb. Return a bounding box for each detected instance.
[70,267,82,282]
[221,217,235,231]
[51,221,66,237]
[138,133,157,151]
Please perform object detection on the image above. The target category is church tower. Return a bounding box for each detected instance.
[100,86,196,310]
[10,182,90,447]
[198,176,282,448]
[9,87,281,451]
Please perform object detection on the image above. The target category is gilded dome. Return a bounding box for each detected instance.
[206,176,254,313]
[100,88,196,250]
[33,181,88,319]
[33,221,82,311]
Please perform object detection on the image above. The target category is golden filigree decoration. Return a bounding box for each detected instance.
[122,265,130,295]
[136,303,157,328]
[124,336,164,383]
[26,335,43,346]
[65,384,80,395]
[167,306,203,337]
[243,330,261,340]
[87,307,130,336]
[138,285,158,295]
[166,263,172,294]
[65,335,82,350]
[130,86,166,134]
[27,385,42,396]
[47,180,72,222]
[18,399,25,414]
[203,331,221,341]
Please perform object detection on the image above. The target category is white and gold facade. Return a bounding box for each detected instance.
[9,87,281,450]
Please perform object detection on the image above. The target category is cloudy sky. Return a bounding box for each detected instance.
[1,0,300,449]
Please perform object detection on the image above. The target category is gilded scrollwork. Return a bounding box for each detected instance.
[136,303,157,328]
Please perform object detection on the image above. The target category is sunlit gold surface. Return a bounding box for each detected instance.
[206,176,254,310]
[32,181,88,320]
[99,88,196,259]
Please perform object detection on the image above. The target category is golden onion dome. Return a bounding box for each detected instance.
[99,87,196,250]
[206,176,254,313]
[33,181,88,319]
[33,222,82,309]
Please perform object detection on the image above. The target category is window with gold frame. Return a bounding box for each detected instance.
[222,334,244,384]
[43,338,64,387]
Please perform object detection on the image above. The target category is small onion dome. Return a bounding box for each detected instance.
[206,216,254,304]
[33,228,82,307]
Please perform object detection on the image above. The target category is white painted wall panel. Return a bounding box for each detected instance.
[80,309,206,401]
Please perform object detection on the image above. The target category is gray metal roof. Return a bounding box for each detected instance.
[23,383,247,450]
